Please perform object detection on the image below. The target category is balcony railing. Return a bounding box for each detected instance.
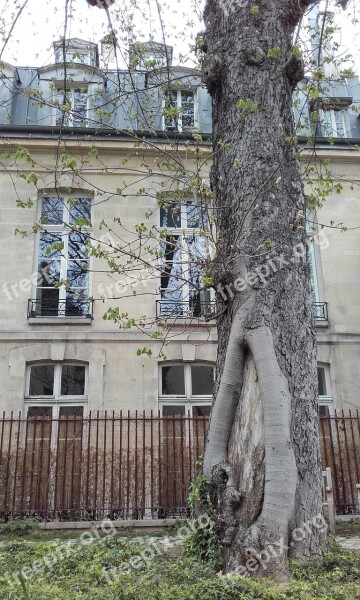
[27,299,93,319]
[156,300,217,320]
[156,300,327,322]
[312,302,328,321]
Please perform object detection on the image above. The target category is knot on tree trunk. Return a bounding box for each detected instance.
[202,54,223,94]
[211,461,243,547]
[286,55,304,89]
[245,46,265,66]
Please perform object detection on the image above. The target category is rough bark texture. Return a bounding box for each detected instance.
[203,0,325,578]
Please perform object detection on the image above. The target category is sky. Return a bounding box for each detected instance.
[0,0,203,68]
[0,0,359,73]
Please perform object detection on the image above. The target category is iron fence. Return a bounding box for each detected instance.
[0,410,359,520]
[0,411,207,521]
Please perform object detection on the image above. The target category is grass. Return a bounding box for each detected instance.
[0,524,360,599]
[335,518,360,536]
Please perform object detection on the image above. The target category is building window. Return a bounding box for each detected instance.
[56,88,88,127]
[159,363,213,417]
[25,362,87,417]
[306,214,328,322]
[315,107,349,138]
[54,41,97,67]
[318,363,333,415]
[31,195,92,317]
[158,200,212,318]
[163,89,196,132]
[308,240,320,305]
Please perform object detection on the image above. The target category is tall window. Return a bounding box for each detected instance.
[159,363,213,417]
[316,107,349,139]
[158,200,211,317]
[56,88,88,127]
[33,195,92,317]
[163,89,195,132]
[306,213,327,321]
[318,363,333,415]
[25,362,87,418]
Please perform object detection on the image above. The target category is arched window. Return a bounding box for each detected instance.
[25,362,88,419]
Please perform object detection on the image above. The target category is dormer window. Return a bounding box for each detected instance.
[311,97,352,139]
[129,41,173,70]
[53,39,98,68]
[317,107,349,138]
[56,87,88,128]
[163,89,196,132]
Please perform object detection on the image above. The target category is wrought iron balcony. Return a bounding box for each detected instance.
[156,300,217,320]
[312,302,328,322]
[27,299,93,319]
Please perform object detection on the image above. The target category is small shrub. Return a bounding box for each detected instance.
[184,472,220,564]
[0,517,40,537]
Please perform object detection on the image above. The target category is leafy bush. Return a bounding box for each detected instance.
[183,472,220,564]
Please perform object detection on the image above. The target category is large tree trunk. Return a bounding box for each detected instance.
[202,0,325,579]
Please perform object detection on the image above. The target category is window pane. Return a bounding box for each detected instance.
[65,290,90,316]
[35,287,59,316]
[40,197,63,224]
[181,90,194,129]
[191,366,214,396]
[38,232,62,259]
[160,235,184,314]
[186,203,208,228]
[27,406,53,418]
[164,90,177,130]
[69,198,92,225]
[193,405,211,417]
[73,89,87,127]
[61,365,86,395]
[37,260,60,287]
[59,406,84,418]
[319,405,329,417]
[334,110,345,137]
[317,367,327,396]
[162,366,185,395]
[67,262,89,288]
[29,365,54,396]
[160,203,181,228]
[68,232,89,259]
[162,405,185,417]
[56,90,70,126]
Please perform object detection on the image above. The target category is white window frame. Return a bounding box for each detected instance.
[54,44,96,67]
[317,107,350,138]
[158,362,214,416]
[24,362,88,444]
[318,363,334,415]
[55,86,89,127]
[162,88,197,132]
[33,194,92,317]
[308,239,320,304]
[25,362,88,401]
[306,211,328,322]
[158,200,212,317]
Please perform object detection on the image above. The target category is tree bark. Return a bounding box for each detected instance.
[202,0,325,578]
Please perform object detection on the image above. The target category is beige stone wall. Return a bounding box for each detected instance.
[308,149,360,411]
[0,139,359,414]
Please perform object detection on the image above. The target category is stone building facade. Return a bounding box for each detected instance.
[0,36,359,421]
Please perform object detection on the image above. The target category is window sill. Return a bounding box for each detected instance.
[314,320,329,329]
[28,317,92,325]
[156,318,216,327]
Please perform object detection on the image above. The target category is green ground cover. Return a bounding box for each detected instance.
[0,521,360,599]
